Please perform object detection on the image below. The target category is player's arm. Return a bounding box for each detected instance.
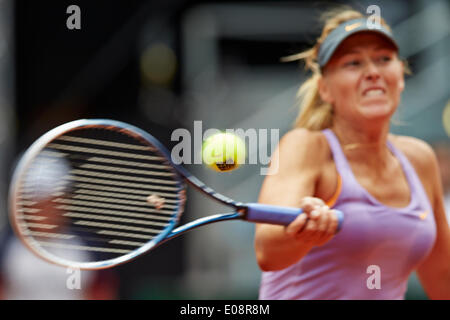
[409,140,450,299]
[254,129,339,272]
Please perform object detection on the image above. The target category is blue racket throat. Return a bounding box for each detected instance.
[161,211,243,243]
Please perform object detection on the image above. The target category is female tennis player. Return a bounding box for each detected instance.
[255,8,450,300]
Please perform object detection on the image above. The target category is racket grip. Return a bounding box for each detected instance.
[245,203,344,233]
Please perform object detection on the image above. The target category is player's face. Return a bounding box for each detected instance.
[319,33,405,125]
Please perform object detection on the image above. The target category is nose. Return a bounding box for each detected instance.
[364,61,381,81]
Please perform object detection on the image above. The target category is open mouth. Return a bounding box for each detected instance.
[363,87,386,97]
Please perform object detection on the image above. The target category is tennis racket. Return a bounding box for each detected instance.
[9,119,344,270]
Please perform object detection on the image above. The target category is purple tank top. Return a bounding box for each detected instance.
[259,129,436,300]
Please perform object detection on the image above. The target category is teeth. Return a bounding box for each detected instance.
[365,89,384,97]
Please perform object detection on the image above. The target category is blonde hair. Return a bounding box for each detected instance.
[288,7,400,130]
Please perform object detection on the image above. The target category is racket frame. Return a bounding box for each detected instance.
[9,119,187,270]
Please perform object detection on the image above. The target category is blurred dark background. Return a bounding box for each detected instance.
[0,0,448,299]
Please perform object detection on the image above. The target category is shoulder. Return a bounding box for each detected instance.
[389,134,437,175]
[279,128,330,157]
[266,128,330,177]
[259,128,331,203]
[389,134,440,201]
[277,128,330,167]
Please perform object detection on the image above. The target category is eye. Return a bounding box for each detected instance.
[377,55,392,63]
[344,59,361,67]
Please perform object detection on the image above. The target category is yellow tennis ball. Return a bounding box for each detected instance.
[202,132,246,172]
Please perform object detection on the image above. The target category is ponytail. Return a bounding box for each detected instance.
[294,73,333,130]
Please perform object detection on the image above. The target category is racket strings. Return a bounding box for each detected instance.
[15,128,184,262]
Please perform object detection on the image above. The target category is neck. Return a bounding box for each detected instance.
[331,117,392,167]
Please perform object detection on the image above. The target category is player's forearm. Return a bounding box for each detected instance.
[254,224,314,271]
[428,267,450,299]
[418,261,450,300]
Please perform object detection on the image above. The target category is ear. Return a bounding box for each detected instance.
[318,76,333,104]
[398,75,405,92]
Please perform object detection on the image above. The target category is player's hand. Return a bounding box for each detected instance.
[284,197,339,247]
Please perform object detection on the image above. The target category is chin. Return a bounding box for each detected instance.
[359,102,396,120]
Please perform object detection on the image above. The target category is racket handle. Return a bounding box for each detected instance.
[245,203,344,233]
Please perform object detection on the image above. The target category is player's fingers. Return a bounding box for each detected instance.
[299,197,325,210]
[285,213,308,237]
[327,210,339,234]
[316,207,330,234]
[295,221,319,245]
[315,210,333,245]
[316,210,339,246]
[299,197,326,220]
[301,206,328,243]
[309,204,329,220]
